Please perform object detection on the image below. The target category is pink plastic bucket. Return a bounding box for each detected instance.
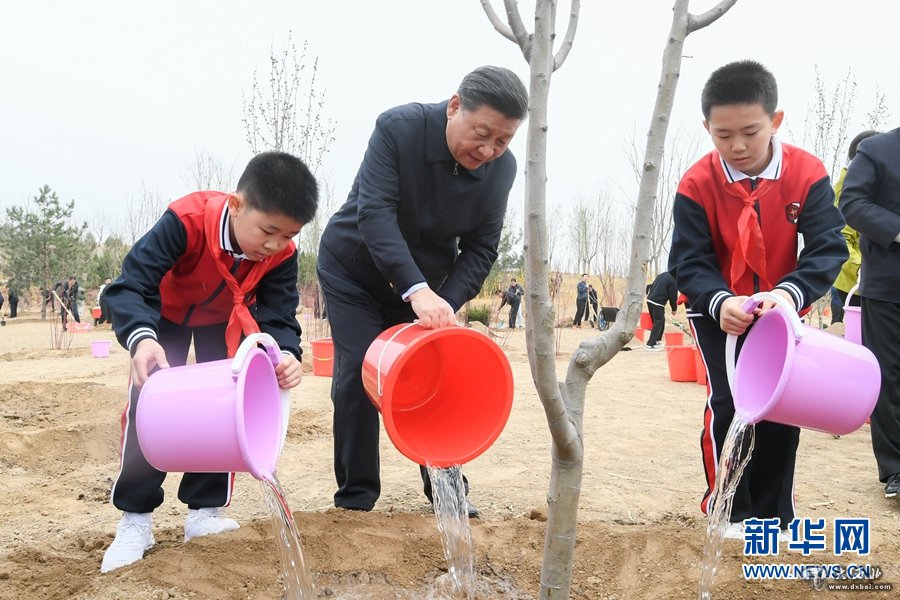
[136,334,288,479]
[843,284,861,344]
[91,340,111,358]
[727,293,880,435]
[361,323,513,468]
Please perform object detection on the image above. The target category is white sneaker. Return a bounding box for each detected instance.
[184,507,239,542]
[723,522,744,540]
[100,512,155,573]
[646,345,661,352]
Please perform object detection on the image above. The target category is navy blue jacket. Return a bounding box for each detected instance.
[318,101,517,311]
[840,127,900,302]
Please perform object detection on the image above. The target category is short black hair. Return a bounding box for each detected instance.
[701,60,778,120]
[458,66,529,121]
[236,151,319,224]
[848,130,880,160]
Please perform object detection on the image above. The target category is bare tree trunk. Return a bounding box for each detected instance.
[481,1,735,597]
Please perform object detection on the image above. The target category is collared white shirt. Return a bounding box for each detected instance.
[219,201,253,261]
[719,136,784,184]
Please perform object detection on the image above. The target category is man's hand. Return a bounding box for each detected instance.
[275,353,303,389]
[719,296,755,336]
[409,287,457,329]
[131,338,170,389]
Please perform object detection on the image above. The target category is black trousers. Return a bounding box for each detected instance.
[691,313,799,526]
[574,298,587,326]
[317,256,468,510]
[508,299,521,328]
[7,298,15,318]
[110,319,233,513]
[861,298,900,482]
[646,302,666,346]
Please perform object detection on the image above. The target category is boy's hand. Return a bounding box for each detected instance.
[719,296,755,336]
[755,288,796,316]
[275,353,303,389]
[131,338,170,389]
[409,287,457,329]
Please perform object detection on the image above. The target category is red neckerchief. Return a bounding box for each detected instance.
[204,196,265,357]
[728,178,774,291]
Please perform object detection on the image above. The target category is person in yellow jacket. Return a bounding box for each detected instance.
[830,130,879,323]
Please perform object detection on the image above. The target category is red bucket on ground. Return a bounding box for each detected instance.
[91,306,102,319]
[640,311,653,330]
[634,327,645,342]
[666,345,696,382]
[664,331,684,346]
[362,323,513,468]
[310,338,334,377]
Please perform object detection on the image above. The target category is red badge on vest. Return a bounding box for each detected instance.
[785,202,800,224]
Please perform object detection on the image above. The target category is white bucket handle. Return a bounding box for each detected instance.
[725,292,805,395]
[376,321,423,397]
[232,332,291,453]
[843,284,860,309]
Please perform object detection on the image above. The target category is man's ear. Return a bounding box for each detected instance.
[772,110,785,133]
[227,193,244,214]
[447,94,461,119]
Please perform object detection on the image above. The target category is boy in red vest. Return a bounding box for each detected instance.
[668,61,846,540]
[100,151,318,572]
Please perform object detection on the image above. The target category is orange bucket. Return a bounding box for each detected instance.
[694,346,707,386]
[91,306,102,319]
[665,345,696,382]
[640,311,653,330]
[362,323,513,468]
[310,338,334,377]
[664,331,684,346]
[634,327,645,342]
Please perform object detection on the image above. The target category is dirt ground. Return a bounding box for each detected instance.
[1,310,898,599]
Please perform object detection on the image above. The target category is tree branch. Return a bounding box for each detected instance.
[553,0,581,71]
[503,0,533,61]
[687,0,738,33]
[480,0,517,43]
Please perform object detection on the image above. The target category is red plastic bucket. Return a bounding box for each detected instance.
[91,306,102,319]
[664,331,684,346]
[634,327,645,342]
[361,323,513,468]
[311,337,334,377]
[665,346,696,382]
[640,311,653,330]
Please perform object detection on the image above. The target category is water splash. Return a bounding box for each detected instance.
[260,473,316,599]
[426,465,476,599]
[698,416,755,600]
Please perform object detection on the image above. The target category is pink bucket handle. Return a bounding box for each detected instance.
[232,333,291,453]
[725,292,805,396]
[843,283,859,309]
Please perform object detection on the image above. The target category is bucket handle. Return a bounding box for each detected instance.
[232,333,291,453]
[725,291,805,395]
[376,322,424,397]
[843,283,859,309]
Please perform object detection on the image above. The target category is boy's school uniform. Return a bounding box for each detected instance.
[669,138,846,525]
[105,191,302,513]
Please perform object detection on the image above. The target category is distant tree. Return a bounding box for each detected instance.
[242,31,336,174]
[626,127,701,276]
[125,182,167,245]
[183,151,234,192]
[0,185,88,290]
[570,198,601,275]
[242,32,337,302]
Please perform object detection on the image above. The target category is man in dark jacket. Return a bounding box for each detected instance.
[317,66,527,516]
[645,271,679,350]
[498,277,525,329]
[840,126,900,500]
